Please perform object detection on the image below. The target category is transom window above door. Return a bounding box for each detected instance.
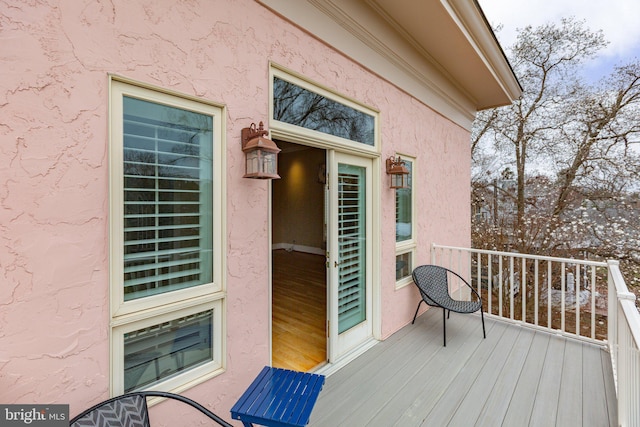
[270,66,378,152]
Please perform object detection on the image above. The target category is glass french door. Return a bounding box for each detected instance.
[328,151,372,361]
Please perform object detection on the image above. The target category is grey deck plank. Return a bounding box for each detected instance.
[600,349,618,426]
[417,321,521,426]
[391,317,505,427]
[528,335,567,427]
[501,332,551,426]
[582,344,611,427]
[312,309,479,426]
[310,313,443,425]
[372,316,496,426]
[370,319,499,426]
[471,327,536,427]
[556,339,583,427]
[308,311,616,427]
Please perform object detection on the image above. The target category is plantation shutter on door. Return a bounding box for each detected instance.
[337,164,366,334]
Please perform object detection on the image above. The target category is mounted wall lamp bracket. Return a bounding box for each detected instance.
[241,121,281,179]
[386,155,409,189]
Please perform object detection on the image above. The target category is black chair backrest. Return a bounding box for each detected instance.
[70,394,149,427]
[69,391,233,427]
[412,265,450,307]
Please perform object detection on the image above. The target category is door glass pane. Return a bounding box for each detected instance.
[123,97,214,300]
[123,310,213,392]
[337,163,366,333]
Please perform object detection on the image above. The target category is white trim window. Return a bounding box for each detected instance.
[110,78,225,394]
[395,155,415,288]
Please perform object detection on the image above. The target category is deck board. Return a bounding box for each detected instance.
[501,332,550,426]
[601,349,618,426]
[374,318,500,426]
[556,339,583,426]
[309,308,616,427]
[582,342,611,427]
[472,327,534,427]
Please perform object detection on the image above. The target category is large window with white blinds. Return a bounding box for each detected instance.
[110,79,224,394]
[122,96,214,301]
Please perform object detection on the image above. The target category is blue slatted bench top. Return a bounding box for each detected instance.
[231,366,325,427]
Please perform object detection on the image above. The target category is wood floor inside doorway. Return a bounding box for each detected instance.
[272,250,327,372]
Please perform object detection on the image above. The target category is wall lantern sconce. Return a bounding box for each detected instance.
[241,121,281,179]
[386,155,409,189]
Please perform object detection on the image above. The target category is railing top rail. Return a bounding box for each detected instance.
[607,260,631,294]
[432,244,608,267]
[608,260,640,348]
[620,300,640,348]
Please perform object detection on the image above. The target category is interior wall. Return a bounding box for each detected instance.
[272,145,325,254]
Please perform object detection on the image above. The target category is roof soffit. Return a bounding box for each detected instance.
[257,0,521,129]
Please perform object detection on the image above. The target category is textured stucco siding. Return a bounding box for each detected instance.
[0,0,470,422]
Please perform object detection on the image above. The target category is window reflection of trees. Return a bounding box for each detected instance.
[273,77,374,146]
[122,100,214,299]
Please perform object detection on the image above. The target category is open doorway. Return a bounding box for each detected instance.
[271,141,327,372]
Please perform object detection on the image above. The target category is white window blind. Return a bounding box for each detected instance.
[122,97,214,301]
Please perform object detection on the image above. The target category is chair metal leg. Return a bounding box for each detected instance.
[442,308,447,347]
[412,300,424,324]
[481,310,486,339]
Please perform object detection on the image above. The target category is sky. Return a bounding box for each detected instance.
[477,0,640,82]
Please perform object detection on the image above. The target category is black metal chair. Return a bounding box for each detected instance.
[69,391,233,427]
[412,265,486,346]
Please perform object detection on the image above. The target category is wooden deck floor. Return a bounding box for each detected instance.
[309,309,617,427]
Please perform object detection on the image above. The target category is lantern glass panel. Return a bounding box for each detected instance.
[392,173,405,189]
[263,151,277,175]
[246,150,259,175]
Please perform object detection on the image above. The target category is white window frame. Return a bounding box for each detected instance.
[395,154,416,289]
[109,77,226,395]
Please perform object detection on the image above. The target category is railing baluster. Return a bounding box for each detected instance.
[488,254,492,315]
[591,265,596,340]
[547,261,552,330]
[561,262,566,333]
[509,256,515,320]
[522,258,526,323]
[476,252,481,303]
[534,259,539,326]
[498,256,503,318]
[576,264,581,336]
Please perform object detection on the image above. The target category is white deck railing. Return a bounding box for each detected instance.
[432,244,609,342]
[431,244,640,426]
[607,261,640,427]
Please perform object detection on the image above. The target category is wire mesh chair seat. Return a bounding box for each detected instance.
[69,391,233,427]
[411,265,486,346]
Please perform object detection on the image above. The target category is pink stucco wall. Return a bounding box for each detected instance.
[0,0,470,423]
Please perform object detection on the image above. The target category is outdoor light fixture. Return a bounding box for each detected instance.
[386,155,409,189]
[241,121,281,179]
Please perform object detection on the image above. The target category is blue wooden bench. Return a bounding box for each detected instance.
[230,366,325,427]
